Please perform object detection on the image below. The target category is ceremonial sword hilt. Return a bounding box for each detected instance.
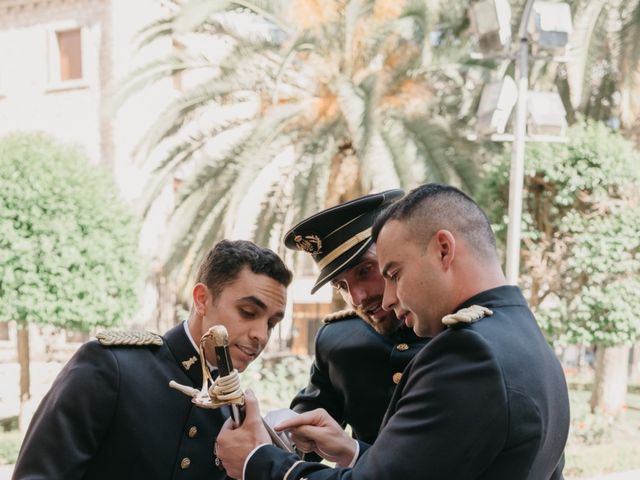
[169,324,294,451]
[169,325,244,419]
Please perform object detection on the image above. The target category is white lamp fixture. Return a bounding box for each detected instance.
[526,91,568,136]
[468,0,512,54]
[527,1,573,55]
[476,76,518,136]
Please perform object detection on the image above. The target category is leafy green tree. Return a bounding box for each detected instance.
[479,122,640,414]
[116,0,481,291]
[0,133,142,415]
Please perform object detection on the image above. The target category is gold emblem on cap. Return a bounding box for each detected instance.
[294,234,323,257]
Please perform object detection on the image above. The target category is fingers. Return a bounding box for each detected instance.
[219,416,235,434]
[243,389,262,425]
[293,437,315,453]
[275,408,327,431]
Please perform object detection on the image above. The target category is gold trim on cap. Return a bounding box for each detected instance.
[312,239,371,292]
[316,227,372,270]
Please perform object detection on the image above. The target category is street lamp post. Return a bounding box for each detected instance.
[470,0,571,284]
[505,0,535,285]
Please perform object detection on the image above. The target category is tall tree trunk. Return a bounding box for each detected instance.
[630,342,640,384]
[17,323,30,402]
[17,322,31,432]
[590,344,630,415]
[152,267,177,334]
[324,145,362,208]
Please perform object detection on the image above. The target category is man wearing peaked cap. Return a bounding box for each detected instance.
[215,183,569,480]
[285,189,401,295]
[284,189,429,446]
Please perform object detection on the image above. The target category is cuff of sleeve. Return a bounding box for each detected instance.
[245,444,310,480]
[337,439,359,468]
[243,443,270,480]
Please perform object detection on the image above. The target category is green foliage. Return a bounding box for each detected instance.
[0,430,21,465]
[565,441,640,478]
[240,354,312,412]
[569,398,615,445]
[479,122,640,347]
[563,384,640,477]
[0,133,143,330]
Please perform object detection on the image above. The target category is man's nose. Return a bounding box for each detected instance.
[381,282,397,312]
[348,284,369,308]
[249,321,269,345]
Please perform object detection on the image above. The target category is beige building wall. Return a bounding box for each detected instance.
[0,0,176,360]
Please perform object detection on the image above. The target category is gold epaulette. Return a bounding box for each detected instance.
[96,330,163,346]
[442,305,493,326]
[322,309,358,324]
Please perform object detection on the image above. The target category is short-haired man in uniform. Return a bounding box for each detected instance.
[13,239,292,480]
[284,189,428,445]
[216,184,570,480]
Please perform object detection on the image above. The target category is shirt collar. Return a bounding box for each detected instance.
[183,320,217,372]
[454,285,527,312]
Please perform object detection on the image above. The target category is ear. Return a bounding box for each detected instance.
[192,283,210,317]
[433,230,455,271]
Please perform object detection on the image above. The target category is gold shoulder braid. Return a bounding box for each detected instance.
[96,330,163,346]
[441,305,493,326]
[322,309,358,324]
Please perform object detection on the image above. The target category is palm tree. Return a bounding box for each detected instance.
[564,0,640,130]
[116,0,479,294]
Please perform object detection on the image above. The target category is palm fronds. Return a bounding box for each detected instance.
[115,0,484,290]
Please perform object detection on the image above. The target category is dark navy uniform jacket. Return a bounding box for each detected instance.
[290,314,428,444]
[13,323,228,480]
[248,286,571,480]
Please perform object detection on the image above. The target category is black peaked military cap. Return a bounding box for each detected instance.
[284,189,404,294]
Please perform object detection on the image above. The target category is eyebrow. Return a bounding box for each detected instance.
[238,296,267,310]
[238,296,285,321]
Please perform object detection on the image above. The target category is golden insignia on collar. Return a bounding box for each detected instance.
[182,355,198,370]
[294,234,322,257]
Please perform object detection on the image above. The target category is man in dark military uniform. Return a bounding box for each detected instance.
[13,239,292,480]
[284,190,428,445]
[216,184,570,480]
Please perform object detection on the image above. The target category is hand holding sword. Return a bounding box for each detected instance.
[169,325,295,457]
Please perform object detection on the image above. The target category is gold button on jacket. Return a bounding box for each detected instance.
[392,372,403,384]
[180,457,191,470]
[188,426,198,438]
[396,343,409,351]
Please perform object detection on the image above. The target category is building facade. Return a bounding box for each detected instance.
[0,0,176,360]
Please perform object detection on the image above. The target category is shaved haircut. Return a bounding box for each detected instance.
[372,184,498,262]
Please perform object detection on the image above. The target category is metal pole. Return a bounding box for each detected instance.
[505,0,535,285]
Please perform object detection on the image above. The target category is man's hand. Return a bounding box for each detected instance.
[275,408,357,466]
[216,389,271,479]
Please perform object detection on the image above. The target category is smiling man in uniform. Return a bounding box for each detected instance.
[216,184,570,480]
[13,239,292,480]
[285,190,429,446]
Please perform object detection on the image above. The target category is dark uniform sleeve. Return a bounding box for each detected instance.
[248,329,509,480]
[289,324,345,427]
[13,341,119,480]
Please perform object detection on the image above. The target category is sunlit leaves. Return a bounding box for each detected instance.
[0,134,143,330]
[480,122,640,347]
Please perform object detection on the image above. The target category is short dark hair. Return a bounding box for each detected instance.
[195,240,292,296]
[372,183,497,261]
